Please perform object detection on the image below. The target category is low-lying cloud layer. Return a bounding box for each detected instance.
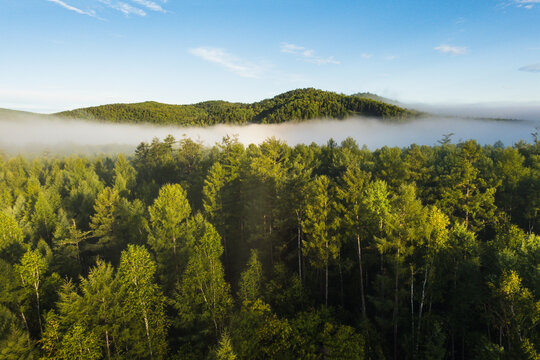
[0,111,538,155]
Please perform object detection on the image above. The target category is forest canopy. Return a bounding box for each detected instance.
[0,135,538,359]
[55,88,421,126]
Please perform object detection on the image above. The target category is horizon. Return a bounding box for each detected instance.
[1,1,540,113]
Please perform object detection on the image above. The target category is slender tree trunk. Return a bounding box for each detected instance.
[105,330,111,360]
[357,233,366,318]
[20,309,30,345]
[35,284,43,335]
[142,307,153,360]
[417,265,429,352]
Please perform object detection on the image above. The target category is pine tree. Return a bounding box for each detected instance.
[238,250,263,304]
[117,245,168,359]
[16,248,48,335]
[176,214,233,339]
[148,183,191,290]
[216,331,237,360]
[336,164,370,317]
[302,175,340,306]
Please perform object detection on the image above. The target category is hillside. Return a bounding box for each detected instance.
[56,88,421,126]
[0,108,51,120]
[352,92,401,106]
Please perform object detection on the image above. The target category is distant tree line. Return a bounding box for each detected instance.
[0,135,538,359]
[56,88,421,126]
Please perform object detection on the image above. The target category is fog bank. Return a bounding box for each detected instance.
[0,114,538,155]
[410,103,540,122]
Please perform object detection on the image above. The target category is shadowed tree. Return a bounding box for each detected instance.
[302,175,340,307]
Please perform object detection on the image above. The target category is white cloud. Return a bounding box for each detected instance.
[46,0,97,17]
[281,43,305,54]
[384,55,398,61]
[189,47,263,78]
[434,44,468,55]
[98,0,146,16]
[47,0,165,17]
[360,53,373,59]
[131,0,165,12]
[280,42,340,65]
[510,0,540,8]
[519,63,540,72]
[306,56,340,65]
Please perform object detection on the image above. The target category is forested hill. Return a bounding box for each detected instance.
[55,88,421,126]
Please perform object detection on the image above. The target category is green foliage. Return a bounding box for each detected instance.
[0,137,539,359]
[0,212,25,263]
[215,331,237,360]
[302,176,340,270]
[57,88,420,126]
[238,250,263,304]
[117,244,169,359]
[148,183,191,291]
[175,215,233,347]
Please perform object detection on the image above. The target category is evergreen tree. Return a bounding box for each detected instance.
[302,175,340,306]
[148,183,191,290]
[175,215,233,344]
[117,244,168,359]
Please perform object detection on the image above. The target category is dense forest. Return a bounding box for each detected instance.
[0,135,539,359]
[55,89,420,126]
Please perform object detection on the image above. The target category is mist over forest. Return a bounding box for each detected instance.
[1,86,539,360]
[0,111,538,156]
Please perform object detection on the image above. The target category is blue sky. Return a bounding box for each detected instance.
[1,0,540,112]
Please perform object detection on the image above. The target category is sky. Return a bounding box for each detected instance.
[1,0,540,113]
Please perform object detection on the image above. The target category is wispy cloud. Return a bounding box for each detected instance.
[131,0,165,12]
[360,53,373,59]
[280,42,340,65]
[434,44,468,55]
[519,63,540,72]
[47,0,169,18]
[98,0,146,16]
[510,0,540,9]
[189,47,264,78]
[384,55,398,61]
[46,0,98,17]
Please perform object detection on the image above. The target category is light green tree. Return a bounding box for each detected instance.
[16,248,48,335]
[117,244,168,359]
[112,154,137,198]
[238,250,263,304]
[0,212,25,263]
[336,164,371,317]
[60,323,102,360]
[176,214,233,338]
[216,331,237,360]
[148,183,191,290]
[89,187,122,261]
[302,175,340,307]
